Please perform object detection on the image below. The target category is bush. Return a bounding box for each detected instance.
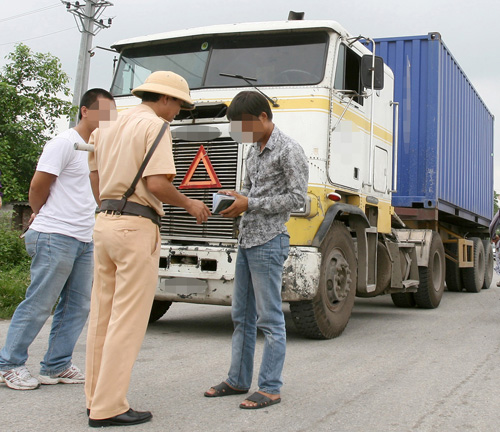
[0,212,30,269]
[0,263,30,319]
[0,212,30,319]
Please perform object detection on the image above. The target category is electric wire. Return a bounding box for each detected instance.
[0,27,74,46]
[0,3,60,23]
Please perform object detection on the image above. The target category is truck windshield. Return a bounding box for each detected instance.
[110,31,328,96]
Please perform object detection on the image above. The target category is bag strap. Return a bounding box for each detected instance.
[117,122,168,212]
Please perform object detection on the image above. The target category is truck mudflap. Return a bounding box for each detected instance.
[155,245,322,305]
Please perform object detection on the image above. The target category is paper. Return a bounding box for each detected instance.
[212,193,235,214]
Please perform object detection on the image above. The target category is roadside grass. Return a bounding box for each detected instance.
[0,212,31,319]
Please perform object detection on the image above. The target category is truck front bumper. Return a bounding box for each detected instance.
[155,244,321,305]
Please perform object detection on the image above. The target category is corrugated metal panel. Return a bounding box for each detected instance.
[372,33,494,226]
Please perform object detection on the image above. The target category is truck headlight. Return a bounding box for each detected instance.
[291,196,312,217]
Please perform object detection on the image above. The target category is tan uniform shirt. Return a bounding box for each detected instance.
[89,104,176,216]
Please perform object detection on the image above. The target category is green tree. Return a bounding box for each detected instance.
[495,190,499,216]
[0,43,77,202]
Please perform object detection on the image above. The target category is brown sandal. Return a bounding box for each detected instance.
[239,392,281,409]
[204,381,248,397]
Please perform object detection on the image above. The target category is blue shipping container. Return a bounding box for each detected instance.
[371,33,494,227]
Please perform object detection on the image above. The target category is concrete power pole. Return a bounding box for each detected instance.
[62,1,114,127]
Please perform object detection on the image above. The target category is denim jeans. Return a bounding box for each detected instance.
[227,234,289,394]
[0,229,93,375]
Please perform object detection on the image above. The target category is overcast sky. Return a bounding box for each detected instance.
[1,0,499,189]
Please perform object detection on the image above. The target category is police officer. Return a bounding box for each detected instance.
[85,71,210,427]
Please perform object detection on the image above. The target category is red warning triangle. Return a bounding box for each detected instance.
[179,145,222,189]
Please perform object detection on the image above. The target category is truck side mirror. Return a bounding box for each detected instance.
[360,55,384,90]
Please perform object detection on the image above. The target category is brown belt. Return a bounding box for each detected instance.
[99,199,161,227]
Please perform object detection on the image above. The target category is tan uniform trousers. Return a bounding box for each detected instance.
[85,212,160,419]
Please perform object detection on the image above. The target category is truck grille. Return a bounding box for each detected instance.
[161,138,239,241]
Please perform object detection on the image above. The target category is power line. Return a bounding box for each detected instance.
[63,1,113,36]
[0,3,60,23]
[0,27,74,47]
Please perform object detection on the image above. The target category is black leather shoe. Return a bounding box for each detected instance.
[88,409,152,427]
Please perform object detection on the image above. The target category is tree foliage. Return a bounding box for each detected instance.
[0,44,77,202]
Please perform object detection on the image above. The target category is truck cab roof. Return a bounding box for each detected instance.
[111,20,352,51]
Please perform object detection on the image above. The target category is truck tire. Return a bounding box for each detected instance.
[290,221,357,339]
[148,300,172,323]
[391,292,416,308]
[414,232,445,308]
[445,243,462,292]
[482,239,493,289]
[461,237,485,293]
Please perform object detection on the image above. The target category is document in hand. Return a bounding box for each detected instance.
[212,193,235,214]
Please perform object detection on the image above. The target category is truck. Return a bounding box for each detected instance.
[107,13,494,339]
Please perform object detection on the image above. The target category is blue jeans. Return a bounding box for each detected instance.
[0,229,93,375]
[226,234,289,394]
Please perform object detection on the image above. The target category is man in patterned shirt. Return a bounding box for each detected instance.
[205,91,309,409]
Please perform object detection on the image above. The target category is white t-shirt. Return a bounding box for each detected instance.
[30,129,96,242]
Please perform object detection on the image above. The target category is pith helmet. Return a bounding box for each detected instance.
[132,71,194,110]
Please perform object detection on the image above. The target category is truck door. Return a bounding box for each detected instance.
[329,43,369,191]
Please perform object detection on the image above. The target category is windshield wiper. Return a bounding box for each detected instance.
[219,73,279,107]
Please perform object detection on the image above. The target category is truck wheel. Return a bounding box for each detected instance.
[461,237,485,293]
[414,232,445,308]
[290,221,357,339]
[445,243,462,292]
[482,239,493,289]
[149,300,172,323]
[391,293,416,308]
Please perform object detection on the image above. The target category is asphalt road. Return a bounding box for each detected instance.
[2,274,500,432]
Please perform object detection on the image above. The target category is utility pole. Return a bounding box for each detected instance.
[61,1,114,126]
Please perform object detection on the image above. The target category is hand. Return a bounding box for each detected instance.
[186,199,211,224]
[220,191,248,218]
[28,213,36,225]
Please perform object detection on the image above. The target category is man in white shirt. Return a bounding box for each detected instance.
[0,89,116,390]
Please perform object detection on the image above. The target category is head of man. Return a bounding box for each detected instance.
[79,88,116,130]
[131,71,194,122]
[227,91,274,144]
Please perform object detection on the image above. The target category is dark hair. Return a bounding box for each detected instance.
[79,88,114,120]
[227,91,273,121]
[140,91,162,103]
